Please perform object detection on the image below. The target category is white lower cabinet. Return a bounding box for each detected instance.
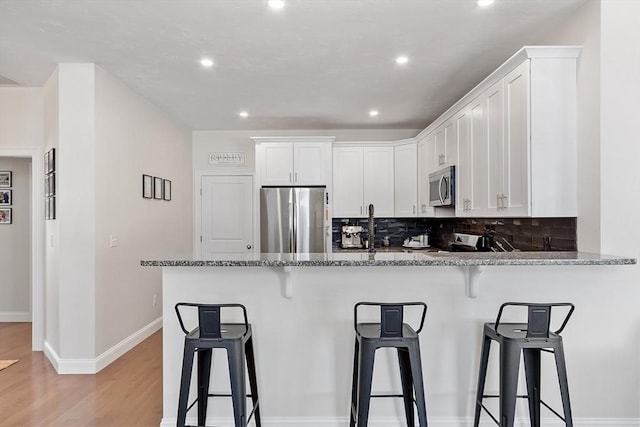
[394,143,417,217]
[333,146,394,218]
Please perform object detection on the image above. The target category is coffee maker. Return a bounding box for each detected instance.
[341,225,364,249]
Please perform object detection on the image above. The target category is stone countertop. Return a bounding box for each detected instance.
[141,251,636,267]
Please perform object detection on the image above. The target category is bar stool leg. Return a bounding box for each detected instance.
[245,337,262,427]
[197,349,213,426]
[397,348,415,427]
[553,342,574,427]
[177,343,196,427]
[228,342,247,427]
[499,342,521,427]
[407,342,428,427]
[355,341,376,427]
[523,348,541,427]
[473,335,492,427]
[349,339,360,427]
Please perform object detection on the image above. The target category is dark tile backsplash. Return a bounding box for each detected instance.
[332,217,577,251]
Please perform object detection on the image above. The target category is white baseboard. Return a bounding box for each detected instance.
[160,416,640,427]
[43,317,162,375]
[0,311,31,322]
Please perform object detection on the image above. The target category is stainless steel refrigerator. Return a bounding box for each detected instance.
[260,187,326,253]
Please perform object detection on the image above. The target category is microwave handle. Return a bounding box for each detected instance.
[439,175,446,205]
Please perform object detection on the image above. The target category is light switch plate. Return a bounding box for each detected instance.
[109,234,119,248]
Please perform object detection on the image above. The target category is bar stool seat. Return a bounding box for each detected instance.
[349,302,429,427]
[473,302,575,427]
[175,303,261,427]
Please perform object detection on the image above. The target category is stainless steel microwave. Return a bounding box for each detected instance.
[429,165,455,207]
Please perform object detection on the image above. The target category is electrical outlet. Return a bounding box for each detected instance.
[153,295,157,307]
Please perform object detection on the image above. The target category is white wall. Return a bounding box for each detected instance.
[56,64,96,360]
[43,70,60,356]
[94,66,192,356]
[192,129,420,174]
[0,87,43,150]
[0,157,31,321]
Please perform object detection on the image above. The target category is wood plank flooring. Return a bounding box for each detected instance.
[0,323,162,427]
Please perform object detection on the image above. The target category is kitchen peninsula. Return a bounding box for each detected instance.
[143,251,634,427]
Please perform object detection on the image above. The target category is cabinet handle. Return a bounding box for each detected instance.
[501,194,507,210]
[439,154,445,165]
[413,205,416,214]
[295,172,298,182]
[497,194,501,210]
[289,172,292,182]
[421,204,426,213]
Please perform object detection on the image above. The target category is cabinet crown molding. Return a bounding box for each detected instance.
[251,136,335,145]
[332,137,417,147]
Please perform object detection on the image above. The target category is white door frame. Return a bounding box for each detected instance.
[0,147,45,351]
[194,170,254,258]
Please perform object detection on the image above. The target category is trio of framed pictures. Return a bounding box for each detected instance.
[0,171,11,225]
[45,148,56,220]
[142,174,171,201]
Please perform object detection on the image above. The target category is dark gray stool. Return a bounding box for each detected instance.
[349,302,428,427]
[473,302,575,427]
[175,303,261,427]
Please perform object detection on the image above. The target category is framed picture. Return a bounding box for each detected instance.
[47,148,56,174]
[0,190,12,206]
[0,208,11,224]
[48,197,56,220]
[142,174,153,199]
[163,179,171,201]
[0,171,11,188]
[153,177,163,200]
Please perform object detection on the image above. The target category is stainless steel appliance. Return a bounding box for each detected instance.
[429,165,455,207]
[260,187,326,253]
[341,225,364,249]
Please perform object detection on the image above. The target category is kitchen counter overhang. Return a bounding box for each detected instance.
[142,251,635,299]
[141,251,635,267]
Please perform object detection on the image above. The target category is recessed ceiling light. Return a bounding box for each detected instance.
[395,56,409,65]
[200,58,214,68]
[268,0,285,9]
[239,111,249,118]
[477,0,494,6]
[369,110,379,117]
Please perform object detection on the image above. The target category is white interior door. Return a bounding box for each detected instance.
[201,175,253,255]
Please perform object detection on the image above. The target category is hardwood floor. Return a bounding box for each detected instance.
[0,323,162,427]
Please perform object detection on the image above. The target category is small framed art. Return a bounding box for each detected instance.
[142,174,153,199]
[153,177,163,200]
[0,190,12,205]
[0,208,11,224]
[0,171,11,188]
[163,179,171,201]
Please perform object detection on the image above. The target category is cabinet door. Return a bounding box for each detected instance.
[363,146,394,217]
[444,119,457,166]
[455,108,471,216]
[503,61,530,216]
[434,126,446,169]
[261,143,293,185]
[417,138,434,217]
[333,147,364,217]
[469,95,489,215]
[394,143,417,217]
[486,80,504,212]
[294,142,328,185]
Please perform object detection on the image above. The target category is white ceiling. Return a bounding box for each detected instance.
[0,0,587,131]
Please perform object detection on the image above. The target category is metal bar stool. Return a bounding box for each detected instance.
[473,302,575,427]
[349,302,429,427]
[175,303,261,427]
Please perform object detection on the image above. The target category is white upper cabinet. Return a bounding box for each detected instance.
[422,46,581,218]
[255,137,333,186]
[417,137,434,217]
[333,145,394,217]
[394,143,418,217]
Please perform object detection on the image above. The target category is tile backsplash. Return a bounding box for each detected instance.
[332,217,577,251]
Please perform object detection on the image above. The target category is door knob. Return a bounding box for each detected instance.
[247,244,252,250]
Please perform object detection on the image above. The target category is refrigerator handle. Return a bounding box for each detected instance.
[291,195,297,253]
